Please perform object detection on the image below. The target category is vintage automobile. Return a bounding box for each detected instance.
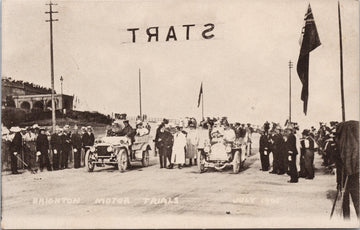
[85,134,152,172]
[197,133,246,174]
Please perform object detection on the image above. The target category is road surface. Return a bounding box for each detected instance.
[1,134,359,228]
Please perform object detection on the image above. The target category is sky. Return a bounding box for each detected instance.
[2,0,359,128]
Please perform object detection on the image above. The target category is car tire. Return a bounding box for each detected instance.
[197,150,205,173]
[233,150,241,174]
[117,149,128,172]
[85,150,95,172]
[142,149,150,167]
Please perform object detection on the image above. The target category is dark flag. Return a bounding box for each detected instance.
[197,82,203,107]
[297,4,321,115]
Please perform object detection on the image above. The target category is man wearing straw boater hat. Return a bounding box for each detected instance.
[23,126,37,172]
[9,126,22,174]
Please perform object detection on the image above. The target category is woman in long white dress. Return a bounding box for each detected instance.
[170,126,186,169]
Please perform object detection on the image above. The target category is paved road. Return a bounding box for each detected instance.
[2,139,359,228]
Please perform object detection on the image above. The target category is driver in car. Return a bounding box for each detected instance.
[136,121,149,137]
[223,121,236,143]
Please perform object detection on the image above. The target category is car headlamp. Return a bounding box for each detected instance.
[119,139,127,145]
[107,146,114,152]
[225,146,232,153]
[204,146,210,153]
[90,146,95,152]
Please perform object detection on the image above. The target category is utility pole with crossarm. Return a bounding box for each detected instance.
[45,2,58,133]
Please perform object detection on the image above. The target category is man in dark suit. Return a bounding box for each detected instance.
[71,125,82,169]
[269,126,283,174]
[82,126,94,165]
[300,129,315,179]
[156,124,173,168]
[61,125,72,169]
[10,127,22,174]
[259,129,270,171]
[154,119,169,157]
[284,127,298,183]
[50,127,61,170]
[36,128,52,172]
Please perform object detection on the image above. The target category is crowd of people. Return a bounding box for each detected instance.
[1,116,358,219]
[153,117,254,169]
[258,121,342,183]
[258,120,358,218]
[1,124,95,174]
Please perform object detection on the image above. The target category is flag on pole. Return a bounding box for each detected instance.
[197,82,203,107]
[297,4,321,115]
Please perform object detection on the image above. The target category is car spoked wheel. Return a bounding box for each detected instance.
[197,150,205,173]
[85,150,95,172]
[142,150,150,167]
[117,149,128,172]
[233,150,240,174]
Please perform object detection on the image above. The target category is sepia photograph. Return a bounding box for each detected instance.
[1,0,359,228]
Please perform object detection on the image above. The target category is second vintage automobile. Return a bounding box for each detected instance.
[197,131,246,174]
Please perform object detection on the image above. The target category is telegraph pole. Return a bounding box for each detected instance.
[338,1,345,122]
[46,1,58,133]
[288,60,293,123]
[60,76,63,95]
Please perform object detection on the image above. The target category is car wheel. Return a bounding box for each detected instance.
[233,150,240,174]
[142,150,150,167]
[85,150,95,172]
[197,150,205,173]
[117,149,128,172]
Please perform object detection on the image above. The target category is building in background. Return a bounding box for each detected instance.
[1,77,73,112]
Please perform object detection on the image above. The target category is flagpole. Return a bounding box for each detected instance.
[289,60,293,123]
[338,1,345,122]
[201,83,204,120]
[139,68,142,120]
